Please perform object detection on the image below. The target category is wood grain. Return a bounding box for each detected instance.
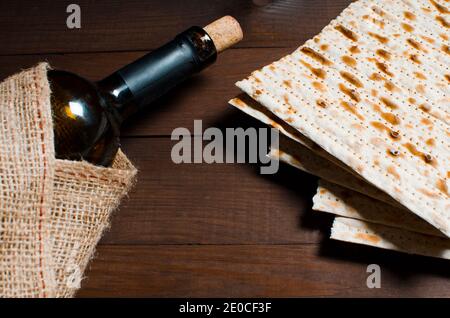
[78,244,450,297]
[102,137,325,245]
[0,0,353,55]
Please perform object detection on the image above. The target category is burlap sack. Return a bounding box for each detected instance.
[0,63,137,298]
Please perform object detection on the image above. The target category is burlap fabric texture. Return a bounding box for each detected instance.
[0,63,137,297]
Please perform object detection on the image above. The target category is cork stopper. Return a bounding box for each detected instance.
[203,16,243,53]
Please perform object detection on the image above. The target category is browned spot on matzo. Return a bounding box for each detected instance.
[371,5,386,17]
[340,71,363,88]
[380,97,398,110]
[355,232,381,244]
[421,118,432,126]
[404,11,416,20]
[419,103,431,112]
[409,54,422,64]
[340,101,364,120]
[429,0,449,14]
[401,23,414,32]
[370,122,400,140]
[362,14,386,28]
[436,16,449,28]
[312,81,326,92]
[300,47,332,65]
[403,143,437,166]
[339,83,361,102]
[443,45,450,55]
[416,84,426,94]
[414,72,427,80]
[419,188,440,199]
[232,98,245,107]
[379,111,400,125]
[349,46,361,54]
[283,80,292,88]
[387,166,401,180]
[375,62,394,77]
[384,81,399,92]
[342,55,357,68]
[368,32,389,44]
[376,49,392,60]
[299,60,327,79]
[335,25,358,41]
[406,39,427,52]
[316,99,327,108]
[420,35,435,44]
[383,113,400,125]
[369,73,383,81]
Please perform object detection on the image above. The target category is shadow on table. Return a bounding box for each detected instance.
[213,106,334,230]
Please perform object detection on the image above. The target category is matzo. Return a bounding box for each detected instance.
[230,96,446,236]
[331,217,450,260]
[230,96,450,257]
[236,0,450,236]
[230,95,362,175]
[315,180,444,237]
[230,96,402,206]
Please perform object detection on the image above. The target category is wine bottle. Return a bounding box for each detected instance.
[49,16,243,166]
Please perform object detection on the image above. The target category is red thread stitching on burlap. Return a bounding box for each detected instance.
[34,72,47,298]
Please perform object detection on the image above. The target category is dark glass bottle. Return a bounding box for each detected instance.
[49,25,220,166]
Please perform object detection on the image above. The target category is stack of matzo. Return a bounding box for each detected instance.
[229,0,450,259]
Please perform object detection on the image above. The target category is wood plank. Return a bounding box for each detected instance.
[0,0,353,55]
[77,244,450,297]
[0,48,291,136]
[101,137,326,245]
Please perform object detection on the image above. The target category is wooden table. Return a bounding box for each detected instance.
[1,0,449,297]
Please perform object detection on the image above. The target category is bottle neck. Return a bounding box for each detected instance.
[97,26,217,123]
